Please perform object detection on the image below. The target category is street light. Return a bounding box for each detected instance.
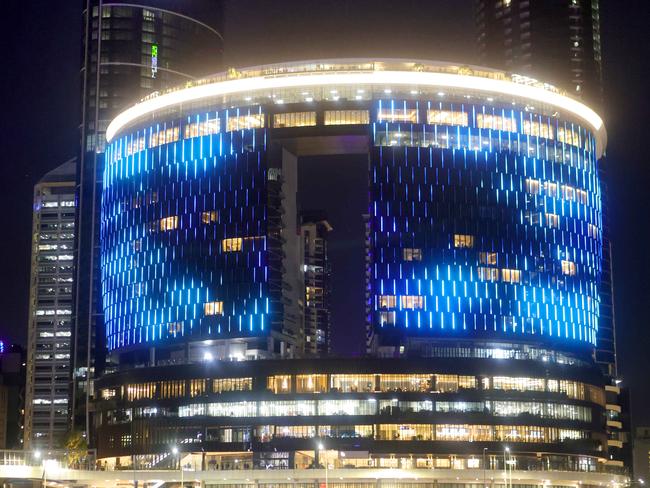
[42,459,59,488]
[172,447,183,488]
[503,447,511,488]
[317,443,328,488]
[483,448,488,488]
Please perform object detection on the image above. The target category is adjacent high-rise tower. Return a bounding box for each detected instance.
[300,212,333,356]
[24,160,76,449]
[475,0,603,106]
[73,0,224,442]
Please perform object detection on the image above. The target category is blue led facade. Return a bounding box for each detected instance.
[102,110,270,351]
[370,101,601,350]
[103,81,602,356]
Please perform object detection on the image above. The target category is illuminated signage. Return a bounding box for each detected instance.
[151,44,158,78]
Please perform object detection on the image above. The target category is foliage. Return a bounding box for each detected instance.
[62,430,88,468]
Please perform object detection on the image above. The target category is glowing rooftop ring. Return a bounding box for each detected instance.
[106,62,606,156]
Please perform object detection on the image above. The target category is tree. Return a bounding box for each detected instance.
[62,430,88,468]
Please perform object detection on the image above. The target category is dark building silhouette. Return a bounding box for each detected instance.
[475,0,603,106]
[0,344,26,449]
[300,211,333,356]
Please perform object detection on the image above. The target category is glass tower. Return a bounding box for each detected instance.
[73,0,223,442]
[24,160,76,449]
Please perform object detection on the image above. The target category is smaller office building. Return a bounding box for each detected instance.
[24,160,76,449]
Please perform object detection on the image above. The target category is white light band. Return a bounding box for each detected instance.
[106,68,606,156]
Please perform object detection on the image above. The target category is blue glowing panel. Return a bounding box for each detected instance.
[369,100,601,350]
[102,111,269,351]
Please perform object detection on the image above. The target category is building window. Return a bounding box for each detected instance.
[379,311,395,325]
[454,234,474,248]
[478,267,499,282]
[435,374,477,392]
[576,189,588,204]
[167,322,182,335]
[201,210,218,224]
[126,382,156,401]
[324,110,369,125]
[379,374,430,392]
[296,374,328,393]
[267,375,291,393]
[158,381,185,399]
[149,126,179,148]
[522,119,554,139]
[561,185,576,201]
[190,379,206,397]
[125,136,146,156]
[222,238,243,252]
[479,252,497,265]
[544,181,558,197]
[403,248,422,261]
[227,113,264,131]
[318,399,377,416]
[205,401,257,418]
[330,374,375,393]
[204,301,224,316]
[378,423,433,441]
[400,295,424,310]
[305,286,323,305]
[546,213,560,228]
[259,401,317,417]
[557,127,580,146]
[101,389,116,400]
[476,113,517,132]
[273,111,316,128]
[213,377,252,393]
[525,178,541,195]
[159,216,178,231]
[274,425,317,438]
[427,109,468,126]
[184,117,220,139]
[378,295,397,309]
[377,107,418,123]
[492,377,545,392]
[561,260,577,276]
[501,268,521,283]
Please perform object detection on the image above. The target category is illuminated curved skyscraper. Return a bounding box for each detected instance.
[88,61,626,486]
[101,59,604,364]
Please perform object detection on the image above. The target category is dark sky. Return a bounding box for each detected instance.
[1,0,649,422]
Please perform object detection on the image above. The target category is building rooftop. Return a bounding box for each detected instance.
[106,58,606,156]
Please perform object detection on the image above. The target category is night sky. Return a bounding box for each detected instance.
[1,0,649,422]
